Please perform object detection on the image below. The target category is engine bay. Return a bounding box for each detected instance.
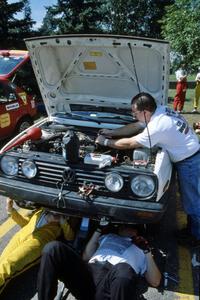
[20,121,156,170]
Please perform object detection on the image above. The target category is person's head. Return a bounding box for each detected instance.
[118,224,144,238]
[131,92,157,123]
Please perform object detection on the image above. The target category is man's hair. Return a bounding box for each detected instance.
[131,92,157,113]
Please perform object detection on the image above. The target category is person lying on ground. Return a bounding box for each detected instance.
[37,224,161,300]
[0,197,75,294]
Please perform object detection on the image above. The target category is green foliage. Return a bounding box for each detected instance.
[40,0,174,38]
[161,0,200,72]
[40,0,105,35]
[0,0,35,49]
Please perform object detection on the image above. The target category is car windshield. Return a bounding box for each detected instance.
[0,56,24,75]
[54,111,134,125]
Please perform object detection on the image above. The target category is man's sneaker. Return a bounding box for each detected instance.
[192,108,198,113]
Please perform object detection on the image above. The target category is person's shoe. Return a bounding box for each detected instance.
[192,108,198,113]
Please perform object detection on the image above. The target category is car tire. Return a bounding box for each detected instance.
[15,117,33,134]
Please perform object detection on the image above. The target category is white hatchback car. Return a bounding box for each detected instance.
[0,34,172,224]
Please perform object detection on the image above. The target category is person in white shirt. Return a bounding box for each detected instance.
[37,225,161,300]
[96,92,200,247]
[174,65,187,112]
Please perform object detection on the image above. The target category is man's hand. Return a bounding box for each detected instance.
[95,134,107,146]
[96,217,110,234]
[6,198,14,214]
[132,235,151,253]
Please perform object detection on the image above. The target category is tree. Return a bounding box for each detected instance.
[40,0,174,38]
[101,0,174,37]
[161,0,200,71]
[0,0,35,49]
[40,0,105,35]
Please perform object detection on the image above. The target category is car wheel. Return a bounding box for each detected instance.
[16,117,33,134]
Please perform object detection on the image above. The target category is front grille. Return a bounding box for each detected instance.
[18,158,130,192]
[16,155,157,201]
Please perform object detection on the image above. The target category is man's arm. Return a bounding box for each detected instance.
[133,235,161,287]
[96,134,143,150]
[144,252,161,287]
[99,122,144,138]
[82,230,101,261]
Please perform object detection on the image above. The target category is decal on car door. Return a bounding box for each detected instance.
[18,92,27,105]
[0,113,11,128]
[6,103,19,111]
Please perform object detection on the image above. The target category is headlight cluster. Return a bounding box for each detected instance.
[1,156,18,176]
[131,175,155,197]
[21,160,37,179]
[105,172,155,198]
[0,156,37,179]
[105,172,123,192]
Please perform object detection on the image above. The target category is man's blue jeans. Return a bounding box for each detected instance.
[175,151,200,239]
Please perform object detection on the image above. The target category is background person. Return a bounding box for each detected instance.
[96,92,200,247]
[192,67,200,113]
[0,198,74,294]
[37,224,161,300]
[173,65,187,113]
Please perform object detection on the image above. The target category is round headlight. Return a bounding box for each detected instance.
[22,160,37,179]
[0,156,18,176]
[131,175,155,197]
[105,172,124,192]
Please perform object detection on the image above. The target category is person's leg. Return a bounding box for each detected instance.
[196,85,200,109]
[173,95,178,111]
[0,236,43,291]
[37,241,95,300]
[176,153,200,240]
[95,263,138,300]
[179,91,186,111]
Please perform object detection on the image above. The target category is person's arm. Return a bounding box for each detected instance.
[82,230,101,261]
[144,251,161,287]
[96,134,143,150]
[60,217,75,241]
[133,235,161,287]
[6,197,31,227]
[99,122,144,138]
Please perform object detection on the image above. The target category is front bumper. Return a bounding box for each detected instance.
[0,177,168,223]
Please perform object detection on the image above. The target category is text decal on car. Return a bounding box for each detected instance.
[6,103,19,111]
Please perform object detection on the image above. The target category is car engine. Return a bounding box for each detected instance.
[21,122,156,170]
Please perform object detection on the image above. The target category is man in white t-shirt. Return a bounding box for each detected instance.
[37,225,161,300]
[96,92,200,247]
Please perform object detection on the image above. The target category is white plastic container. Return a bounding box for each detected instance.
[84,153,113,168]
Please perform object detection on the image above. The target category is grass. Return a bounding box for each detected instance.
[168,88,200,127]
[169,74,195,81]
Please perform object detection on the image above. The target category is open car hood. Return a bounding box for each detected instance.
[25,34,170,115]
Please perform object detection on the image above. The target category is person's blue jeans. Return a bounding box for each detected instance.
[175,151,200,239]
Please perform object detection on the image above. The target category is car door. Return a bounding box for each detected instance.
[0,81,21,139]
